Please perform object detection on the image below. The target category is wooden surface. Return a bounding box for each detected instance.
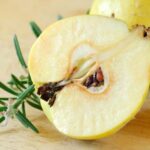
[0,0,150,150]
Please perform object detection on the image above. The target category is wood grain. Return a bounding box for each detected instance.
[0,0,150,150]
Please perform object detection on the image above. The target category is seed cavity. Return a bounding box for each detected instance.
[83,67,104,88]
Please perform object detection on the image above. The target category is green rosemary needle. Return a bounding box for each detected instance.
[0,82,19,96]
[0,106,7,112]
[30,21,42,37]
[15,110,39,133]
[13,85,35,109]
[0,116,5,123]
[14,35,28,69]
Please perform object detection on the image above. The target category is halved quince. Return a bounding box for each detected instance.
[28,15,150,140]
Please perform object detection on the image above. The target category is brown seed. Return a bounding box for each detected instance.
[96,68,104,82]
[83,75,93,88]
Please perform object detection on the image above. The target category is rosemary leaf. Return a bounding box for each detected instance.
[27,75,33,85]
[8,80,28,86]
[27,100,42,111]
[15,111,29,128]
[0,116,5,123]
[0,98,10,101]
[0,101,6,106]
[15,110,39,133]
[7,80,13,85]
[13,85,35,109]
[31,93,39,100]
[22,102,26,116]
[11,74,26,89]
[0,106,7,112]
[0,82,19,96]
[30,21,42,37]
[11,76,23,92]
[29,96,40,105]
[14,35,27,69]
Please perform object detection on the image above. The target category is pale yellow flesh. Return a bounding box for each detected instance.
[90,0,150,27]
[28,15,129,84]
[28,16,150,140]
[48,32,150,139]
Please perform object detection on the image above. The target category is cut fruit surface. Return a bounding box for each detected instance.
[49,30,150,139]
[28,15,150,140]
[29,15,129,83]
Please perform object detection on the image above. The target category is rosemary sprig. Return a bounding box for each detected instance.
[0,21,42,133]
[0,15,64,133]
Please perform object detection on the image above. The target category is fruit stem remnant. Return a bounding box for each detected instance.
[37,81,70,107]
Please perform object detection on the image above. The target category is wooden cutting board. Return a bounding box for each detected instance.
[0,0,150,150]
